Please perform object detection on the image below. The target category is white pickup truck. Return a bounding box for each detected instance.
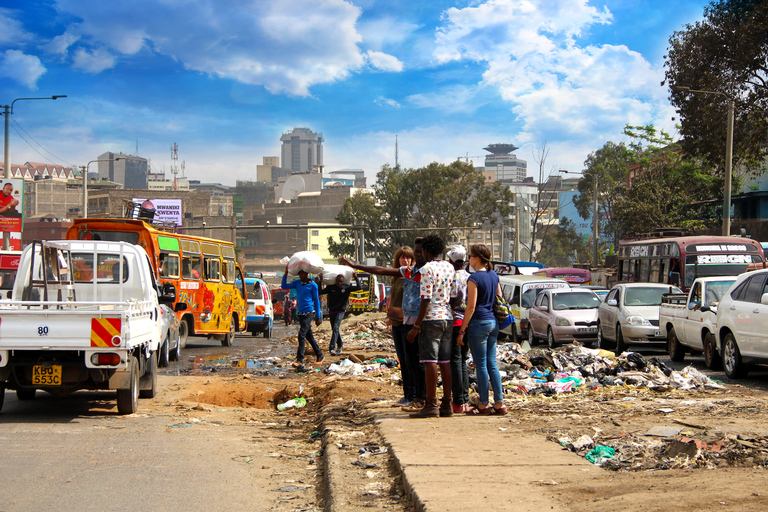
[0,240,177,415]
[659,276,736,369]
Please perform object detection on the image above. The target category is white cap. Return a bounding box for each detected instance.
[447,245,467,263]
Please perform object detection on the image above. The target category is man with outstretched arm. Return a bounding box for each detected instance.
[282,265,323,366]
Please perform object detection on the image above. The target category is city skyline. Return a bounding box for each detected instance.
[1,0,709,186]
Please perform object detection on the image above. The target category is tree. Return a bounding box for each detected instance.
[527,142,564,262]
[665,0,768,174]
[537,218,589,267]
[328,161,513,264]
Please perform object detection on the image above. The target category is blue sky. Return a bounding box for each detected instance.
[1,0,709,186]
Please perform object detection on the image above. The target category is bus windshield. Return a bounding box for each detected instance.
[684,254,763,288]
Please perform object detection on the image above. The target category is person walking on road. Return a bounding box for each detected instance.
[283,295,295,326]
[319,272,362,356]
[282,266,323,366]
[458,244,507,415]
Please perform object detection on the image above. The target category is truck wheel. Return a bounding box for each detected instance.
[667,327,685,362]
[264,324,272,339]
[221,318,235,347]
[158,337,170,368]
[117,357,139,415]
[615,325,627,354]
[704,333,722,370]
[723,333,748,379]
[547,327,556,349]
[16,388,36,400]
[139,352,158,399]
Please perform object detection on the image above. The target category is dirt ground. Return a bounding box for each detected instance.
[156,312,768,511]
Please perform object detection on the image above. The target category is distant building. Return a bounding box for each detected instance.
[483,144,527,183]
[326,169,367,188]
[97,152,148,189]
[280,127,323,173]
[256,156,280,182]
[0,162,75,182]
[147,172,190,191]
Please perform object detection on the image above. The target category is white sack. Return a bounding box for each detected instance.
[319,264,355,284]
[286,251,325,275]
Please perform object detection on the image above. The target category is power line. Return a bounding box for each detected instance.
[10,117,78,168]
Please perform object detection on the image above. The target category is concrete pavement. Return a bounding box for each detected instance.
[367,403,599,512]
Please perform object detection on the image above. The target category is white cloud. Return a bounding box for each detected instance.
[0,8,32,45]
[72,47,116,73]
[0,50,46,89]
[357,15,419,51]
[407,85,488,114]
[374,97,401,108]
[42,30,80,55]
[365,50,403,72]
[51,0,373,96]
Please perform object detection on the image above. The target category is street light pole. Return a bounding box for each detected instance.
[672,85,734,236]
[82,158,122,218]
[1,95,67,249]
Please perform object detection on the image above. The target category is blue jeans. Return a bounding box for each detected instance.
[329,312,345,352]
[393,324,415,402]
[467,319,503,405]
[450,325,469,405]
[297,313,323,363]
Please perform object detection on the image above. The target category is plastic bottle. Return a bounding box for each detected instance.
[277,397,307,411]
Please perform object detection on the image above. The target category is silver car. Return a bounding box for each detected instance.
[528,289,601,348]
[597,283,682,353]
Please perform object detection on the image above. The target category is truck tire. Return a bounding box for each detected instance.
[158,337,170,368]
[264,324,272,339]
[723,333,749,379]
[615,325,627,354]
[221,318,236,347]
[16,388,36,400]
[139,352,158,399]
[667,327,685,362]
[704,333,722,370]
[117,357,139,415]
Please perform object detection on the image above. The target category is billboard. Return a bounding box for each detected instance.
[132,198,183,227]
[0,178,24,234]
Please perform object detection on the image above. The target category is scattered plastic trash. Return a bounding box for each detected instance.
[585,446,615,465]
[277,397,307,411]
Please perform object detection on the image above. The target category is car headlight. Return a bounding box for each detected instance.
[626,315,652,326]
[555,317,571,326]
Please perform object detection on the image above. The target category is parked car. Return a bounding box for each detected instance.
[576,285,609,302]
[498,275,570,343]
[597,283,682,353]
[528,289,601,348]
[715,269,768,379]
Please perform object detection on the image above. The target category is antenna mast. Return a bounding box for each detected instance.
[170,143,180,191]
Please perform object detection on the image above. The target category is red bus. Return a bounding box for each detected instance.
[617,235,765,292]
[533,267,591,285]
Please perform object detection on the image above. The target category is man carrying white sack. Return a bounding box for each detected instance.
[319,270,361,356]
[282,265,324,366]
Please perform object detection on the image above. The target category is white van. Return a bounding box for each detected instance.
[498,275,570,343]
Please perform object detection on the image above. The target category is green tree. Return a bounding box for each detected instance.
[665,0,768,173]
[537,218,589,267]
[328,161,513,264]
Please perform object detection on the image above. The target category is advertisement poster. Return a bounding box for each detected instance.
[0,178,23,233]
[132,198,183,227]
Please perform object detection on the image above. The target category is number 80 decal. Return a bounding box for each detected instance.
[38,326,49,336]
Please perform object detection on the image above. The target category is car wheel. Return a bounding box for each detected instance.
[179,320,189,349]
[264,325,272,339]
[667,327,685,362]
[116,357,139,415]
[510,327,519,345]
[597,323,610,350]
[170,333,181,362]
[221,318,236,347]
[723,333,748,379]
[158,336,170,368]
[547,327,556,349]
[703,333,722,370]
[16,388,36,400]
[527,325,537,346]
[615,325,627,354]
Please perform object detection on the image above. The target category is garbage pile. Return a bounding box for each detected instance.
[494,343,725,396]
[325,357,399,378]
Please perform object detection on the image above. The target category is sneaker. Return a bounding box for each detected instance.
[396,397,410,406]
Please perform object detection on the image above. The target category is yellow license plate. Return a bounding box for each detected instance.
[32,365,62,386]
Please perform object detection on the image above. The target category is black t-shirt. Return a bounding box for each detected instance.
[319,278,362,312]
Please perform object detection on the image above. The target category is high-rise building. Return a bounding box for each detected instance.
[97,152,148,189]
[280,128,323,173]
[256,156,280,182]
[483,144,527,183]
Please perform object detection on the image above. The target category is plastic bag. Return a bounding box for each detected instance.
[277,397,307,411]
[319,264,355,284]
[286,251,325,275]
[585,445,615,464]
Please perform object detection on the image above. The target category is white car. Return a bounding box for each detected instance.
[715,269,768,379]
[597,283,682,353]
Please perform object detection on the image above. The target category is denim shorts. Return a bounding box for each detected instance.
[418,320,452,363]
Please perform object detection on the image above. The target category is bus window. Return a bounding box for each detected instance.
[160,252,180,277]
[182,255,201,280]
[639,259,650,282]
[205,257,220,281]
[222,259,235,283]
[650,259,660,283]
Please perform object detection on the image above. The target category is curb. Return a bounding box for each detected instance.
[321,428,345,512]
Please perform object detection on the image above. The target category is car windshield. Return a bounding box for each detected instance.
[552,293,601,310]
[625,286,682,306]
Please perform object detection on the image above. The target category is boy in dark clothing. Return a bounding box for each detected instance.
[319,273,362,355]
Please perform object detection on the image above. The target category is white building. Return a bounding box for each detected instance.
[280,128,323,173]
[483,144,527,183]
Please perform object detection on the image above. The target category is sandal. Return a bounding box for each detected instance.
[465,406,495,415]
[292,361,303,367]
[493,405,508,415]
